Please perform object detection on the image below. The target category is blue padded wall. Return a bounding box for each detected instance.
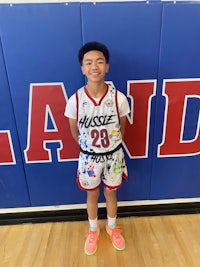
[0,3,85,206]
[0,2,199,208]
[151,3,200,199]
[0,39,30,207]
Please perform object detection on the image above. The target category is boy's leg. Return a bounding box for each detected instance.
[87,188,100,227]
[104,187,117,223]
[104,187,125,251]
[84,188,100,255]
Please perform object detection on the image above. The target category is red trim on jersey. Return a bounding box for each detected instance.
[77,172,128,191]
[103,172,128,190]
[115,89,120,123]
[84,84,109,106]
[104,183,122,190]
[75,91,79,121]
[76,175,101,191]
[122,171,128,181]
[98,84,109,105]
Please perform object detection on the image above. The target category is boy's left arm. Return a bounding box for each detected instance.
[120,116,126,139]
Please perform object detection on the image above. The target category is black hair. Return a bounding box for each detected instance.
[78,41,110,65]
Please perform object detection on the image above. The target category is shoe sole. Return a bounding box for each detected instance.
[106,227,125,251]
[84,228,100,256]
[84,246,98,256]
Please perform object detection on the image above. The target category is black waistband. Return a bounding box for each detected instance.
[80,143,122,156]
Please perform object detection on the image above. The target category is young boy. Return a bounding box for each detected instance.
[65,41,130,255]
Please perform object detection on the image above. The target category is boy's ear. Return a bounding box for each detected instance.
[81,66,85,75]
[106,64,110,73]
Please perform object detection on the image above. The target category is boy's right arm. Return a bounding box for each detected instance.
[69,118,79,144]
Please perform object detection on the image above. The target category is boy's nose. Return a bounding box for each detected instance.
[91,62,98,68]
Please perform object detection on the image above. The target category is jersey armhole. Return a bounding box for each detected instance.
[76,92,79,121]
[115,90,120,122]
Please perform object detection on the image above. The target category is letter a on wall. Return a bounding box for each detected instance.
[24,83,79,163]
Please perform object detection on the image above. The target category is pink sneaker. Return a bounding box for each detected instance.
[84,226,100,255]
[106,221,125,250]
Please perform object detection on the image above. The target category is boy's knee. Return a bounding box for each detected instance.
[104,187,117,199]
[87,188,100,199]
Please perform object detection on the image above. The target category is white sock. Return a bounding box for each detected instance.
[107,215,116,229]
[89,217,98,231]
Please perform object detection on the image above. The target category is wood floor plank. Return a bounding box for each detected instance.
[0,214,200,267]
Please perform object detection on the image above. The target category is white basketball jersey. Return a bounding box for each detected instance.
[76,84,122,154]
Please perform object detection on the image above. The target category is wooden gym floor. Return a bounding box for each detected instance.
[0,214,200,267]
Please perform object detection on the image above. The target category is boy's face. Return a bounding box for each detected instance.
[81,50,109,84]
